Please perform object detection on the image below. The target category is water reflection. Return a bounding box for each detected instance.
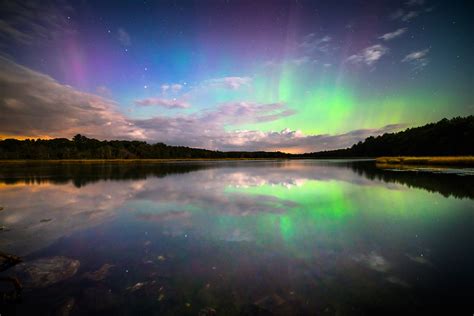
[1,160,472,198]
[0,160,473,314]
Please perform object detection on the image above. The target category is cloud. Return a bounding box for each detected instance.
[0,56,145,140]
[402,49,429,62]
[379,28,407,41]
[96,85,112,97]
[132,102,298,149]
[134,98,190,109]
[211,124,406,153]
[401,11,418,21]
[291,56,311,66]
[402,48,430,70]
[406,0,424,6]
[0,0,74,46]
[390,0,431,23]
[134,103,404,152]
[390,9,418,22]
[204,77,252,90]
[299,34,332,53]
[161,83,183,93]
[347,44,389,66]
[353,251,391,272]
[117,28,131,46]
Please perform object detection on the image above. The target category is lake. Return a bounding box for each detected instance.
[1,160,473,315]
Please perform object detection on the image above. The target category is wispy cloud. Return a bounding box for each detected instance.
[291,56,311,66]
[299,34,332,53]
[204,77,252,90]
[379,28,407,41]
[161,83,183,93]
[0,0,74,46]
[402,49,429,62]
[96,86,112,97]
[406,0,425,7]
[117,28,131,46]
[402,48,430,70]
[134,98,190,109]
[347,44,389,66]
[390,0,432,23]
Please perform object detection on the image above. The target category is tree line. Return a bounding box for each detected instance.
[305,115,474,158]
[0,116,472,159]
[0,134,291,159]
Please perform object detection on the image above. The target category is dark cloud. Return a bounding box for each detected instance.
[0,56,145,139]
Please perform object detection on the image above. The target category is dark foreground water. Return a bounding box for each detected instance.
[0,160,473,315]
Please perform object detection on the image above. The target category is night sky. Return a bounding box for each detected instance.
[0,0,472,152]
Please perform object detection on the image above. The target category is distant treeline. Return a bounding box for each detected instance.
[0,116,473,159]
[0,134,291,160]
[305,115,474,158]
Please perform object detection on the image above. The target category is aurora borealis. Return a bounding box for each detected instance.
[0,0,472,153]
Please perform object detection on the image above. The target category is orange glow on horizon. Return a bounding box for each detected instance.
[0,134,54,141]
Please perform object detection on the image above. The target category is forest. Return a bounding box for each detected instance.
[306,116,474,158]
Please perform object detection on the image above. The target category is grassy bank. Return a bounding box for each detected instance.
[376,156,474,167]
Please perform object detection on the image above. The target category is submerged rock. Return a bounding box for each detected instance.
[199,307,217,316]
[40,218,53,223]
[55,297,76,316]
[82,286,118,311]
[254,294,286,312]
[15,256,80,288]
[83,263,115,281]
[0,251,22,272]
[127,282,147,292]
[386,276,410,287]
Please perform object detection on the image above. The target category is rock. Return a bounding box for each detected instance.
[55,297,76,316]
[199,307,217,316]
[0,251,22,272]
[126,282,147,292]
[83,263,115,281]
[157,255,166,262]
[0,206,4,211]
[254,294,286,312]
[82,286,118,311]
[15,256,80,288]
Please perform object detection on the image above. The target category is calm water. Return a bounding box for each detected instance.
[0,160,473,315]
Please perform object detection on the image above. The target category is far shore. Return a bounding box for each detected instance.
[376,156,474,167]
[0,157,473,167]
[0,158,293,164]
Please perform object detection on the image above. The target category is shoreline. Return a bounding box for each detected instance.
[0,156,472,167]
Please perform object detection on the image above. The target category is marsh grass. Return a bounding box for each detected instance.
[376,156,474,167]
